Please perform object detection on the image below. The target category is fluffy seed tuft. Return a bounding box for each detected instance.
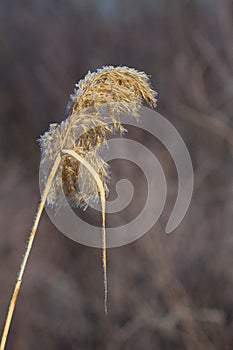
[39,65,157,211]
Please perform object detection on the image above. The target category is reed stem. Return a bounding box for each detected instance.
[0,154,61,350]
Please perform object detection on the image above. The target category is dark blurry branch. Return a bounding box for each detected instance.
[145,233,217,350]
[193,33,233,97]
[193,161,216,193]
[173,101,233,149]
[219,0,233,67]
[190,60,212,111]
[111,307,225,350]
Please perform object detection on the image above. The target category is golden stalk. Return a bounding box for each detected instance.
[0,154,61,350]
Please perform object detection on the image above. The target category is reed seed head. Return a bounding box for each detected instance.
[39,66,157,212]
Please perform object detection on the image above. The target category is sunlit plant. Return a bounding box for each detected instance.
[0,66,157,350]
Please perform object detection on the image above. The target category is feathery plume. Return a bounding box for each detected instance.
[39,66,157,212]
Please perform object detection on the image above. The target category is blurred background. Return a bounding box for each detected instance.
[0,0,233,349]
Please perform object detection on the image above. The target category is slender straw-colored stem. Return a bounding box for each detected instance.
[0,154,61,350]
[62,149,108,314]
[1,146,108,350]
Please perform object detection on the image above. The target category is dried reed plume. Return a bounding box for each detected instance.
[0,66,157,350]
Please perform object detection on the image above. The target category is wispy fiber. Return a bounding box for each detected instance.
[39,66,157,211]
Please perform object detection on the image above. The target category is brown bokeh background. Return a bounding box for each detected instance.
[0,0,233,349]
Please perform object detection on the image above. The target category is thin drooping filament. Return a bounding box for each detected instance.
[62,149,108,314]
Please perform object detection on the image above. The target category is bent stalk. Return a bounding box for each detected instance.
[62,149,108,315]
